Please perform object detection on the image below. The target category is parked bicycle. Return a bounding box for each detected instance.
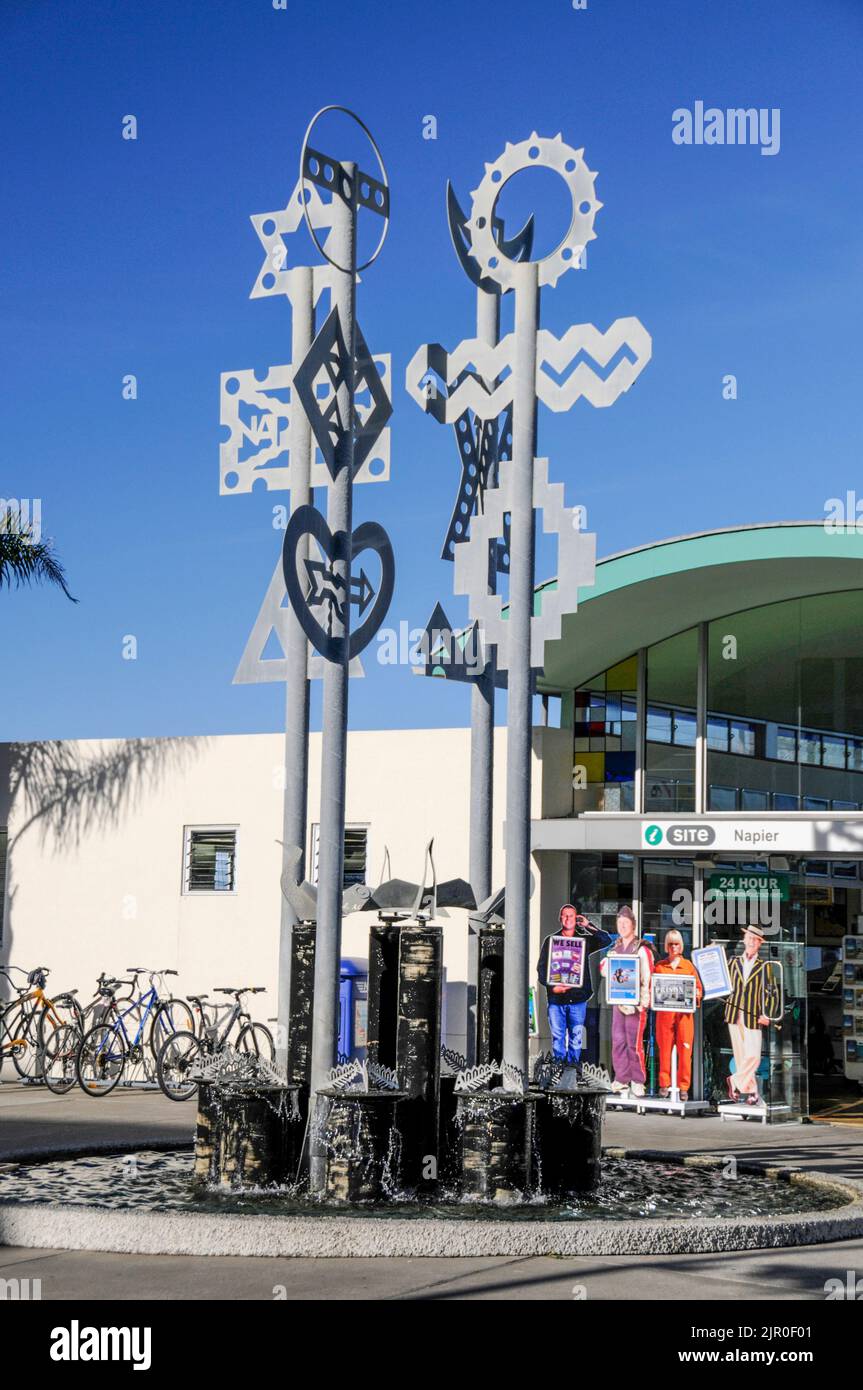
[75,969,194,1097]
[0,966,82,1082]
[41,972,133,1095]
[156,986,274,1101]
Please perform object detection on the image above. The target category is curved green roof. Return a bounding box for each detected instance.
[539,521,863,693]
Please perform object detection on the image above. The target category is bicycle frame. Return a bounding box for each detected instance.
[200,999,246,1048]
[105,986,159,1051]
[0,986,64,1053]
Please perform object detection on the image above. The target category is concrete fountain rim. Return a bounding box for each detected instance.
[2,1141,863,1258]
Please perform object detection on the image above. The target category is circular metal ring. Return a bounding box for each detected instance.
[299,105,390,274]
[466,133,601,292]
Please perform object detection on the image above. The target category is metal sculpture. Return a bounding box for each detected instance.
[220,109,395,1190]
[408,132,651,1092]
[283,107,395,1194]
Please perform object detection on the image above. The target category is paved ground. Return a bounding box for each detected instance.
[2,1080,863,1300]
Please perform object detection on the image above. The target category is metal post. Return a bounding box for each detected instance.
[635,646,647,814]
[696,620,708,813]
[309,169,357,1192]
[466,282,499,1063]
[468,284,499,907]
[276,265,314,1070]
[502,262,540,1086]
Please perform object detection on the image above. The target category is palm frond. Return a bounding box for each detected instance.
[0,509,78,602]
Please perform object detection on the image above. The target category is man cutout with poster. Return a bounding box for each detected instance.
[537,904,610,1073]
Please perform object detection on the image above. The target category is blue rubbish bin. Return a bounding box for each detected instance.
[338,958,369,1062]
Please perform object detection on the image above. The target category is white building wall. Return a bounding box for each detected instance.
[0,727,569,1060]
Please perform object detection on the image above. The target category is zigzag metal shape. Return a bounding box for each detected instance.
[536,318,653,410]
[405,318,652,424]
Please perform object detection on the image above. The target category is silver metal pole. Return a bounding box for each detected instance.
[276,265,314,1071]
[695,620,708,814]
[468,283,499,906]
[309,169,357,1192]
[502,262,539,1086]
[466,283,499,1063]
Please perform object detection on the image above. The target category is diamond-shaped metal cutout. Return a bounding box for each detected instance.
[293,307,392,482]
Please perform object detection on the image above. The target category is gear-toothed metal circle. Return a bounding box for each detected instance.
[466,133,601,291]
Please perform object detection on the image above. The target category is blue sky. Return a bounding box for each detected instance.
[3,0,862,740]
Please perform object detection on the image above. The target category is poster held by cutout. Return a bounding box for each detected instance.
[605,956,639,1007]
[692,944,732,1000]
[546,934,585,989]
[651,973,697,1013]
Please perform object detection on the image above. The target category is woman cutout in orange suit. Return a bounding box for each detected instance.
[654,930,702,1100]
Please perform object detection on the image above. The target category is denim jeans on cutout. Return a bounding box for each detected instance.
[547,1000,588,1064]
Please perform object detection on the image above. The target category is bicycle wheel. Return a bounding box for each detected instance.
[38,994,84,1051]
[42,1024,81,1095]
[156,1030,202,1102]
[11,1007,41,1081]
[76,1023,126,1096]
[236,1022,275,1061]
[149,998,195,1064]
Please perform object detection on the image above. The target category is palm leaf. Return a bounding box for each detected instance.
[0,509,77,601]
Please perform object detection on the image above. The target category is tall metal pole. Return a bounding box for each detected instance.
[309,170,357,1192]
[466,283,498,1063]
[275,266,314,1070]
[502,262,540,1086]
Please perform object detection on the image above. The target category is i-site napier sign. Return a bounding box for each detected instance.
[642,820,860,853]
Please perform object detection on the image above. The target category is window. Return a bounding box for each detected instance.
[707,716,729,752]
[729,721,757,757]
[822,736,846,769]
[310,824,368,888]
[799,731,822,766]
[183,827,237,894]
[673,709,697,747]
[776,727,797,762]
[647,705,673,743]
[0,828,7,945]
[741,788,769,811]
[709,785,738,811]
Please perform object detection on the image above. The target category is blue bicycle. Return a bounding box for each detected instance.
[75,968,193,1096]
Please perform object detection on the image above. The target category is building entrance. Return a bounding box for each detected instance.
[568,850,863,1121]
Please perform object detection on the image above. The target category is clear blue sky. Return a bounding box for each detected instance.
[3,0,862,740]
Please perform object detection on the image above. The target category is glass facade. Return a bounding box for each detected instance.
[564,589,863,817]
[556,587,863,1118]
[572,657,637,812]
[707,592,863,812]
[645,628,698,814]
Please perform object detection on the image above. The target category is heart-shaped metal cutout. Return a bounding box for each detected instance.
[282,504,394,662]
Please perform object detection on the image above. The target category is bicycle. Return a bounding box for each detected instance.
[156,986,274,1102]
[0,967,83,1083]
[42,972,135,1096]
[75,969,193,1097]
